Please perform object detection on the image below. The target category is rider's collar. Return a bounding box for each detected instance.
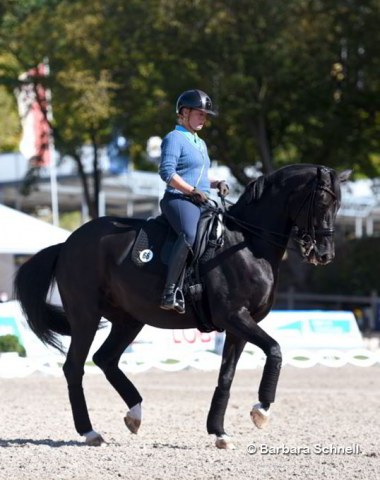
[175,125,199,145]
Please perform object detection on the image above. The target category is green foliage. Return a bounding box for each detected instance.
[0,0,380,197]
[308,237,380,295]
[59,211,82,231]
[0,85,20,150]
[0,334,26,357]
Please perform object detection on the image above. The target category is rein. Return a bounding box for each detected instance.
[204,200,291,250]
[208,167,337,253]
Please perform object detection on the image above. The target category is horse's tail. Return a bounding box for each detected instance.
[14,243,71,353]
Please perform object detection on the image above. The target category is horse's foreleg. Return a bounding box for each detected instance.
[251,339,282,428]
[92,316,144,434]
[63,315,102,446]
[222,307,282,430]
[207,333,246,449]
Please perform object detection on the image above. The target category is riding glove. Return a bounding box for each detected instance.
[189,187,208,205]
[217,181,230,197]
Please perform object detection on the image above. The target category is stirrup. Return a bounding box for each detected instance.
[173,288,185,314]
[160,287,185,314]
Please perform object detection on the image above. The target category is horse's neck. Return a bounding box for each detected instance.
[228,198,291,250]
[226,201,290,270]
[223,218,287,267]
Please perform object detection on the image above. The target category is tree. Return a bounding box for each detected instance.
[0,85,20,150]
[0,0,117,218]
[285,1,380,177]
[1,0,380,215]
[193,0,380,179]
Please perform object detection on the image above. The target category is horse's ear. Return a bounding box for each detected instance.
[338,169,352,183]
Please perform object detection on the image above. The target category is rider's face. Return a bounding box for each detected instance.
[182,108,208,133]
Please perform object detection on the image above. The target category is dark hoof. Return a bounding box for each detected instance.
[85,433,106,446]
[250,403,270,429]
[124,414,141,434]
[215,435,235,449]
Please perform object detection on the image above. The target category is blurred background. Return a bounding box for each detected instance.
[1,0,380,337]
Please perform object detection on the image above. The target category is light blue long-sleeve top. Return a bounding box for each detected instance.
[159,125,211,194]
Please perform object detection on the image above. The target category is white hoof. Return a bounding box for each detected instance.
[250,403,270,429]
[215,434,235,450]
[84,430,106,446]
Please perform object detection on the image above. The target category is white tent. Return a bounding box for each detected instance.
[0,204,70,254]
[0,204,71,297]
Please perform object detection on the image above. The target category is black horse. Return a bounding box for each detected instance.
[14,164,350,448]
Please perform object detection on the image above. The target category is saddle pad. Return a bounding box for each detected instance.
[131,227,150,267]
[129,219,171,272]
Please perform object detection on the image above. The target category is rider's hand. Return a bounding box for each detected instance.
[217,181,230,198]
[189,187,208,205]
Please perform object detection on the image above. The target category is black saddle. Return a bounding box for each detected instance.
[130,205,224,268]
[128,204,225,331]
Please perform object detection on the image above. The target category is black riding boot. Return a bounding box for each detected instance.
[160,233,190,314]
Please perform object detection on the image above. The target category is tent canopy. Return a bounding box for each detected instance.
[0,204,70,254]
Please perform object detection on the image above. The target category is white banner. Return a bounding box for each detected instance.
[1,302,374,377]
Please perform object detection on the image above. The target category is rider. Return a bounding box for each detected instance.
[159,89,229,314]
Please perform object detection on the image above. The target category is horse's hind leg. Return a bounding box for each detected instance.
[62,307,102,445]
[207,333,246,449]
[92,313,144,434]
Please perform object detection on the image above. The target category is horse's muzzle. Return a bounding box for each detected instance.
[306,250,335,265]
[294,230,335,266]
[306,246,334,266]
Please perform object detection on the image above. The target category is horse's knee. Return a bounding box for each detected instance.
[63,359,84,384]
[266,342,282,375]
[268,342,282,362]
[218,370,235,390]
[93,352,118,377]
[92,351,108,372]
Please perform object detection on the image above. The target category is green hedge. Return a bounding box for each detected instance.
[308,237,380,295]
[0,335,26,357]
[279,237,380,296]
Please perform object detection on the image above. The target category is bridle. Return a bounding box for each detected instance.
[291,167,337,257]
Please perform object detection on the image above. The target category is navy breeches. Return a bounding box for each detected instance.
[160,193,201,247]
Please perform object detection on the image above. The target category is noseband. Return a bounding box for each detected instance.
[293,167,337,257]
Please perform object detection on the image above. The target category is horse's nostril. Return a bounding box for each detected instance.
[321,253,334,264]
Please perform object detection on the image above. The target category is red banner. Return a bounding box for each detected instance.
[15,63,51,166]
